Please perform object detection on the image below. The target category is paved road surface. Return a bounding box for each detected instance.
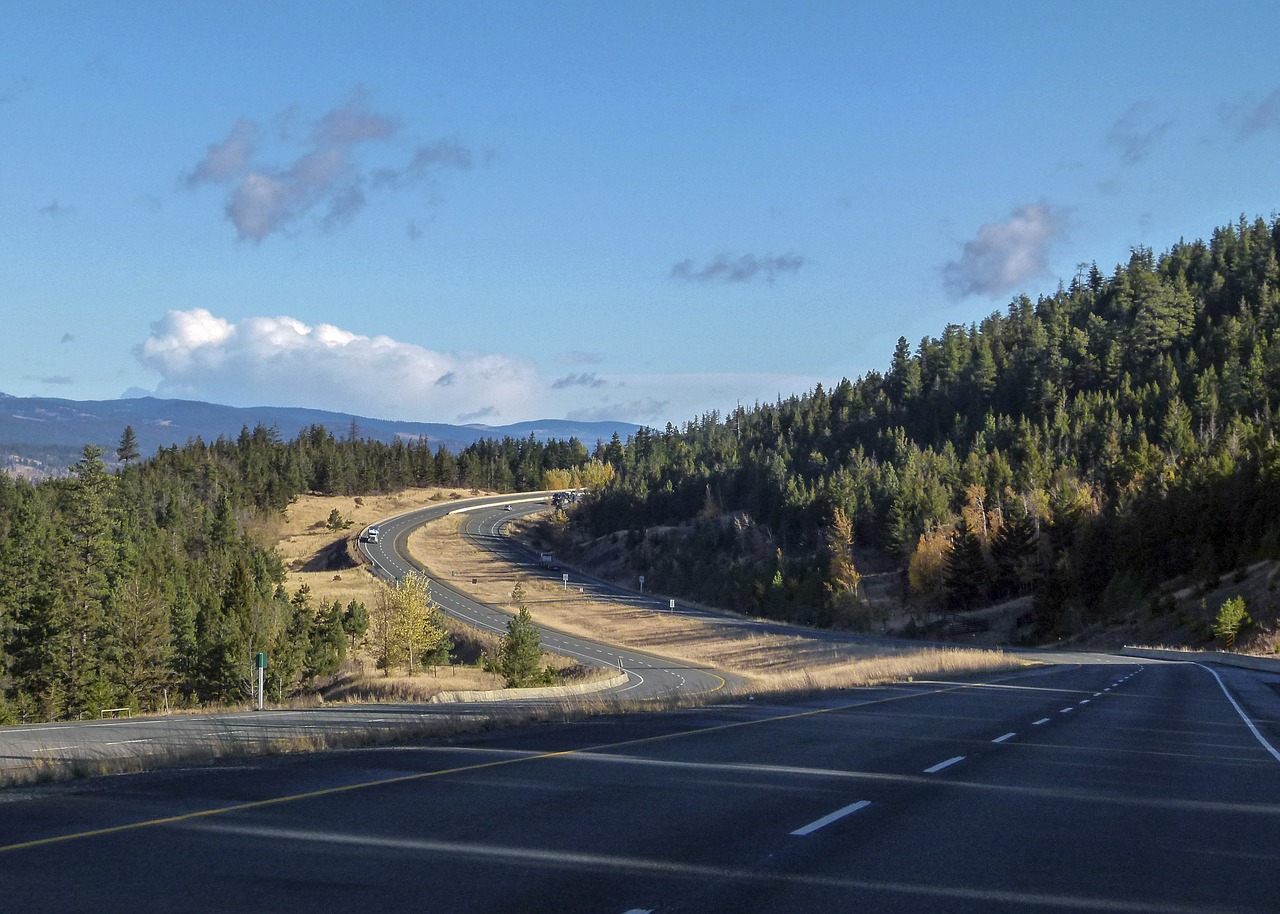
[360,493,733,699]
[2,659,1278,912]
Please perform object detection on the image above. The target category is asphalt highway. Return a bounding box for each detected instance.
[359,493,732,698]
[2,659,1278,912]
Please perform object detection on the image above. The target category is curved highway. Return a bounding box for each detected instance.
[359,492,733,699]
[407,494,1131,670]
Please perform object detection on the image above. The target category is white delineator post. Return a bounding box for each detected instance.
[255,652,267,711]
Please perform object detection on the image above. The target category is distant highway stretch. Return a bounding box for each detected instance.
[3,659,1279,912]
[358,492,733,699]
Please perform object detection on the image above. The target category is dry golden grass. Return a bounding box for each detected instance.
[322,667,505,703]
[277,486,484,607]
[272,486,523,695]
[408,513,1023,690]
[0,701,604,789]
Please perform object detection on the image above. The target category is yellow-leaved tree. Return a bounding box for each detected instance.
[369,572,449,675]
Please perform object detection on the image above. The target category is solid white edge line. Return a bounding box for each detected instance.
[1194,662,1280,765]
[923,756,965,774]
[992,732,1016,743]
[790,800,871,836]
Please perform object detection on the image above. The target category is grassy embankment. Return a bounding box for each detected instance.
[408,511,1025,695]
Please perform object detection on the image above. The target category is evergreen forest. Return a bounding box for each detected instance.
[571,214,1280,633]
[0,426,591,722]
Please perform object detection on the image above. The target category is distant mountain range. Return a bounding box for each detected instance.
[0,393,641,478]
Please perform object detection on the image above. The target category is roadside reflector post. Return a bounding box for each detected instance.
[255,652,268,711]
[562,573,569,591]
[638,575,645,592]
[669,599,676,614]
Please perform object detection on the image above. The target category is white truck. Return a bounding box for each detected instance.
[365,525,380,544]
[539,552,558,570]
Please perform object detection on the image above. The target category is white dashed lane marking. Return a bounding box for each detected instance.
[791,800,872,836]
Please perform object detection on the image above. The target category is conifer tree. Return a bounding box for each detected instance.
[116,425,140,465]
[489,583,545,687]
[943,519,987,611]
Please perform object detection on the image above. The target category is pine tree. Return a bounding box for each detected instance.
[943,518,987,611]
[116,425,140,465]
[989,507,1038,597]
[342,598,369,651]
[489,584,545,687]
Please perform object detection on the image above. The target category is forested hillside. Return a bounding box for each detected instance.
[572,215,1280,635]
[0,426,589,722]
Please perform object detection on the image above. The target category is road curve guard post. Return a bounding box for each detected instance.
[255,652,268,711]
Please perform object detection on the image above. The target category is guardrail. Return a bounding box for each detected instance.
[1121,646,1280,674]
[429,671,629,703]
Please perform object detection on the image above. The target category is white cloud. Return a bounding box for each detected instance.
[574,371,823,427]
[132,310,824,427]
[183,90,472,243]
[135,308,539,423]
[942,203,1067,299]
[184,119,260,188]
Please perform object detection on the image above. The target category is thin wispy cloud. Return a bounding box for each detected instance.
[457,405,498,422]
[552,372,607,390]
[183,89,473,243]
[1219,88,1280,140]
[557,350,604,366]
[0,76,31,104]
[38,200,73,219]
[942,203,1067,299]
[670,252,805,284]
[1107,101,1173,164]
[568,399,670,423]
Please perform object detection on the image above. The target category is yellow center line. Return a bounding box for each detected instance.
[0,679,987,855]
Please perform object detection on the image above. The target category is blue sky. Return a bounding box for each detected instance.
[3,1,1278,427]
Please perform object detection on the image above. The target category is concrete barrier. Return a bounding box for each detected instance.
[429,671,630,703]
[1121,645,1280,674]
